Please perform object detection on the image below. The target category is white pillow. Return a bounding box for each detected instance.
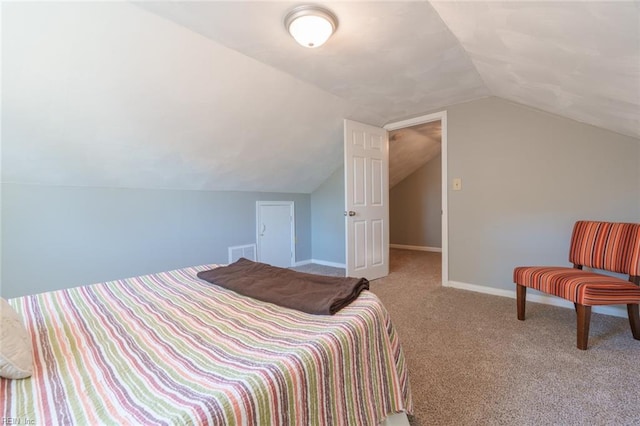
[0,298,33,379]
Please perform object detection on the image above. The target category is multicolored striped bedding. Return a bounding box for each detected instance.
[1,265,413,425]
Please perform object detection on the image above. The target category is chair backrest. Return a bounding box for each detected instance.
[569,221,640,276]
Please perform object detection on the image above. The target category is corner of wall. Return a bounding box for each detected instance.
[310,165,345,264]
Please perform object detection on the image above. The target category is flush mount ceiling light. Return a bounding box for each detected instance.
[284,5,338,48]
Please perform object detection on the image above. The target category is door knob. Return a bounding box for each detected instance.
[344,210,356,217]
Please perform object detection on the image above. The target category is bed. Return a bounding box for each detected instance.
[1,264,413,425]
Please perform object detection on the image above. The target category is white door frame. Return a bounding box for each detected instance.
[383,111,448,285]
[256,201,296,266]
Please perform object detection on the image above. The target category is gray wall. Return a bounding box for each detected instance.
[1,183,311,298]
[4,96,638,299]
[311,166,345,264]
[390,153,442,248]
[446,97,640,290]
[311,98,640,290]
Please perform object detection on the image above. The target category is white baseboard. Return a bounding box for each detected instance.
[390,244,442,253]
[293,259,346,269]
[311,259,346,268]
[445,280,627,318]
[445,280,513,298]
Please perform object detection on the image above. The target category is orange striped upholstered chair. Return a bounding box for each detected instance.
[514,220,640,350]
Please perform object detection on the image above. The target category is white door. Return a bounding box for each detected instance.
[344,119,389,280]
[256,201,295,268]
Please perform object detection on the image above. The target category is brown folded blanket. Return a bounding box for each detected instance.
[196,258,369,315]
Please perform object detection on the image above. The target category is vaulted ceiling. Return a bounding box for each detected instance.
[3,1,638,193]
[389,122,441,188]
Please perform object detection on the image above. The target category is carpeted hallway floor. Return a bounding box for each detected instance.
[295,249,640,425]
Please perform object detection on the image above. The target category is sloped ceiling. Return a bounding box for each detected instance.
[133,1,489,123]
[3,1,638,194]
[430,1,640,139]
[2,2,364,193]
[389,122,441,188]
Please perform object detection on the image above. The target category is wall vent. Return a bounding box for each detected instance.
[228,244,257,264]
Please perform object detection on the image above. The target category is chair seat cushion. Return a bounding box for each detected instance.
[514,266,640,306]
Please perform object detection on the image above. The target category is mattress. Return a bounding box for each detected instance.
[1,265,413,425]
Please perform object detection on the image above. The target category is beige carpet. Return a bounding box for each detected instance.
[295,249,640,425]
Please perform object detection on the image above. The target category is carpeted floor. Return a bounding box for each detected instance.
[294,249,640,425]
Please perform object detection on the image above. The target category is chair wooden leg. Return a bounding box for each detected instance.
[516,284,526,321]
[576,304,591,350]
[628,304,640,340]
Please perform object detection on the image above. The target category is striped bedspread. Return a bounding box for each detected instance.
[1,265,413,425]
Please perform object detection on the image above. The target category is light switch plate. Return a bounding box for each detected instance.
[453,178,462,191]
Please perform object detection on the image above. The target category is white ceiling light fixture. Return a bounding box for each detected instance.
[284,5,338,48]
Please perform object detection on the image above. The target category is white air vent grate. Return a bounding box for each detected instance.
[228,244,257,263]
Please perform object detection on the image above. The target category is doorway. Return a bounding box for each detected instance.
[256,201,295,268]
[384,111,448,284]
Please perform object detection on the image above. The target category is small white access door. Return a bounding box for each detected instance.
[256,201,295,268]
[344,119,389,280]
